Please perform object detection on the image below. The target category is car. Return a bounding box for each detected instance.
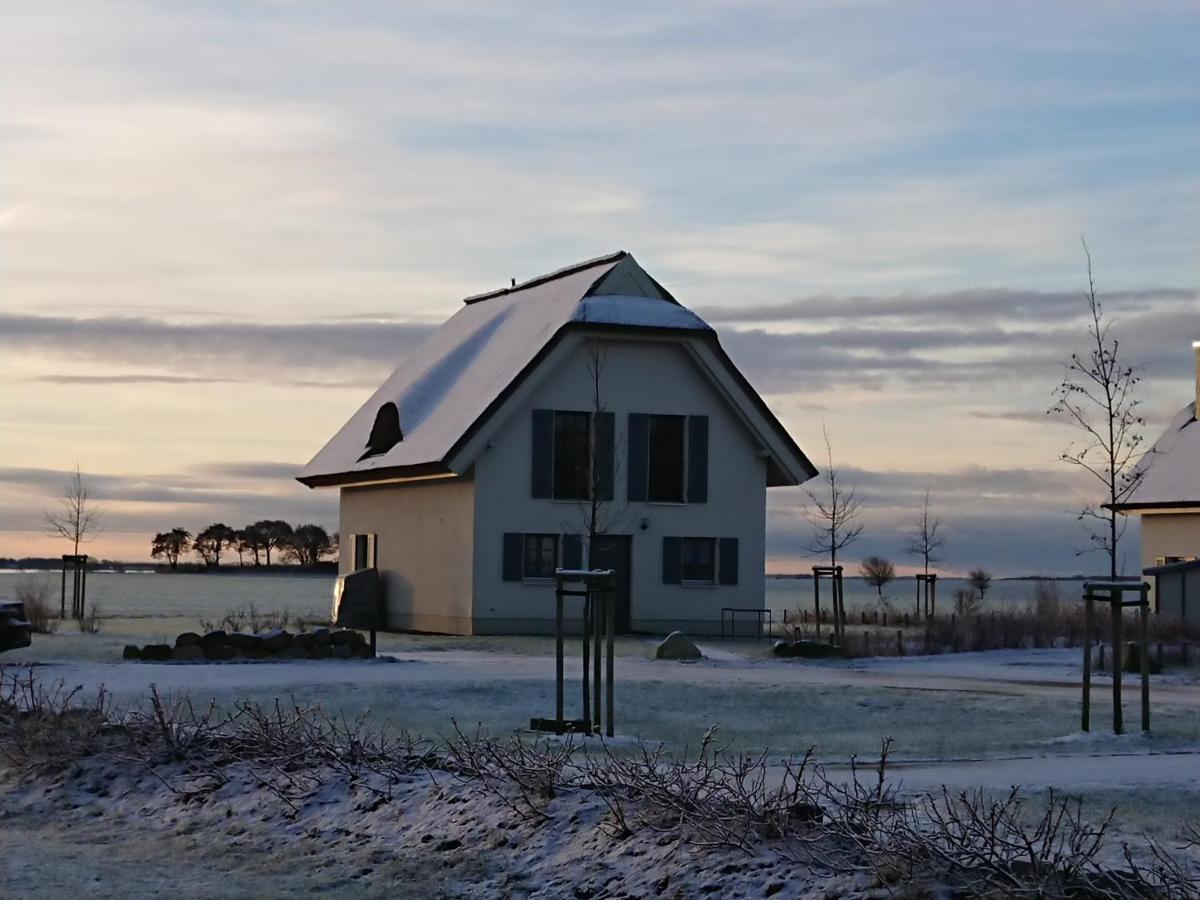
[0,602,33,653]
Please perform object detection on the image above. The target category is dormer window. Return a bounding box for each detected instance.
[360,402,402,460]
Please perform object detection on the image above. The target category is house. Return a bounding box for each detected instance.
[298,251,816,635]
[1111,341,1200,620]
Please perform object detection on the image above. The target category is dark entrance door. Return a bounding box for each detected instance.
[590,534,632,633]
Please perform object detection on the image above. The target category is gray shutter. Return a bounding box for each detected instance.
[562,534,583,571]
[687,415,709,503]
[531,410,554,498]
[627,413,649,502]
[662,537,682,585]
[718,537,739,585]
[595,412,615,501]
[502,533,524,581]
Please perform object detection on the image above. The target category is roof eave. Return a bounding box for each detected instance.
[296,461,456,489]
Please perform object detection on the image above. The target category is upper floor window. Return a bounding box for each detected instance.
[648,414,686,502]
[553,411,591,500]
[628,413,708,504]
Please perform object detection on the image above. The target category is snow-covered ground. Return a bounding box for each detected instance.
[4,630,1199,897]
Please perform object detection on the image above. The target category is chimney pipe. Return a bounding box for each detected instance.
[1194,340,1200,417]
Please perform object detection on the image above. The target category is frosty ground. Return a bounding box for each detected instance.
[3,624,1198,897]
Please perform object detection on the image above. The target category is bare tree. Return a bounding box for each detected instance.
[904,490,945,575]
[574,341,625,565]
[859,556,895,600]
[966,568,992,601]
[804,426,864,633]
[44,465,103,557]
[1049,240,1145,580]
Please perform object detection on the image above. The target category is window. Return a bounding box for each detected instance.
[553,411,591,500]
[681,537,716,584]
[523,533,559,580]
[351,533,376,570]
[647,414,685,502]
[663,536,737,585]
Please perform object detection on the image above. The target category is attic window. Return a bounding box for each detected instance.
[360,402,402,460]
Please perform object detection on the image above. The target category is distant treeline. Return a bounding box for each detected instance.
[149,521,336,571]
[0,556,336,575]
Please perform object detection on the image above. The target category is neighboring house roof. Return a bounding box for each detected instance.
[1111,401,1200,511]
[298,251,816,489]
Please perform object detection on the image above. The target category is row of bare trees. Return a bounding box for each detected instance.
[150,521,335,570]
[803,242,1145,597]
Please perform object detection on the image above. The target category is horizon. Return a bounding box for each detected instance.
[2,3,1198,575]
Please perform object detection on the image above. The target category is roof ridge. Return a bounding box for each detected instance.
[462,250,626,305]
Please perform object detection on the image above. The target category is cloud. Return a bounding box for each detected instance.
[2,313,436,383]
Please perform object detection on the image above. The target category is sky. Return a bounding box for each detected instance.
[1,1,1198,574]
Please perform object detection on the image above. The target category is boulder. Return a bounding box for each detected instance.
[310,627,333,647]
[205,642,236,661]
[256,628,291,653]
[773,640,839,659]
[175,632,203,648]
[275,645,308,660]
[200,630,229,652]
[140,643,172,661]
[227,632,263,654]
[351,643,372,659]
[312,644,333,659]
[332,645,353,659]
[172,645,205,662]
[122,644,141,660]
[655,631,702,661]
[291,632,315,649]
[331,629,364,647]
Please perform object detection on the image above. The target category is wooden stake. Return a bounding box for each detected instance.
[1111,597,1123,735]
[1140,600,1150,733]
[606,586,615,738]
[555,585,564,729]
[1081,596,1092,732]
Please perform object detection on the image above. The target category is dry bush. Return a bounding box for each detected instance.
[15,575,59,634]
[2,665,1196,898]
[77,601,102,634]
[198,603,292,634]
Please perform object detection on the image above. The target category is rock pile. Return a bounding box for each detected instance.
[123,627,372,662]
[772,639,840,659]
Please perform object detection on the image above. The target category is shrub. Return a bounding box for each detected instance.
[77,602,102,634]
[15,575,58,634]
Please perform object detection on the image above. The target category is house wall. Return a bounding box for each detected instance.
[339,478,475,633]
[471,338,769,635]
[1140,511,1200,615]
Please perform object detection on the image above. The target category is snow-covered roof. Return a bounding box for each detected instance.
[1113,401,1200,510]
[299,251,812,488]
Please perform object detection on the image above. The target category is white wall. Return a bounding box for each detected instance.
[472,336,769,635]
[339,478,475,633]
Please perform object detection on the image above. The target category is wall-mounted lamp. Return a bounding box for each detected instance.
[639,517,650,531]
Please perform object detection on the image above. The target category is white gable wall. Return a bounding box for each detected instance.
[471,336,769,634]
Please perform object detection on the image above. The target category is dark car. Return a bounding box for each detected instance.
[0,602,33,652]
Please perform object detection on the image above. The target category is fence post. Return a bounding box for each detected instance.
[896,629,903,656]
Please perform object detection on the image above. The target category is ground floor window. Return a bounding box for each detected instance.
[681,537,716,584]
[523,533,559,580]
